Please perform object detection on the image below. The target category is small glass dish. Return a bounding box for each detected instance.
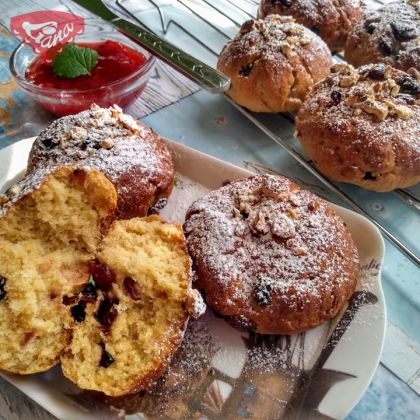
[10,25,156,116]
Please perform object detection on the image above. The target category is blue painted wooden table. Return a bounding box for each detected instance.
[0,1,419,419]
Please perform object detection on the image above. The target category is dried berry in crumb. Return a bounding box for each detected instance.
[367,64,386,80]
[310,26,320,36]
[71,301,86,323]
[239,64,253,77]
[123,277,141,301]
[253,276,274,306]
[81,283,97,301]
[390,21,417,42]
[147,198,168,215]
[396,93,415,104]
[240,210,249,219]
[327,90,342,107]
[0,276,6,301]
[365,23,377,34]
[42,138,55,149]
[378,37,393,55]
[363,172,377,181]
[96,299,119,334]
[89,259,116,291]
[62,294,79,305]
[399,76,420,95]
[99,342,115,368]
[275,0,292,7]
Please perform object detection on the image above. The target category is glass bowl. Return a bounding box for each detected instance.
[9,25,156,116]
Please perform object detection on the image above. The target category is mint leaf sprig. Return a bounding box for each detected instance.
[52,44,98,78]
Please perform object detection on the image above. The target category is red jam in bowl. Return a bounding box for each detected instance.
[25,41,151,116]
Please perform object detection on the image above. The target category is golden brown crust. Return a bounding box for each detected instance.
[345,0,420,71]
[184,175,359,335]
[295,63,420,191]
[27,105,174,220]
[217,15,332,113]
[258,0,364,51]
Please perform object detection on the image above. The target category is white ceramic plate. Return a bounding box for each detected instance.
[0,137,386,420]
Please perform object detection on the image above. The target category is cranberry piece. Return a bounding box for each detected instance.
[71,301,86,323]
[89,259,116,291]
[99,342,115,368]
[96,299,119,334]
[63,281,97,306]
[123,277,141,301]
[62,294,79,305]
[0,276,6,301]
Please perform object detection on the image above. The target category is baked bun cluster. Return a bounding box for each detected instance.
[258,0,364,52]
[345,0,420,72]
[28,104,174,219]
[217,15,332,113]
[0,107,204,396]
[295,63,420,191]
[184,175,359,335]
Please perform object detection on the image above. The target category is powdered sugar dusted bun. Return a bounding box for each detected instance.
[28,105,174,219]
[344,0,420,71]
[217,15,332,113]
[258,0,364,51]
[184,175,359,335]
[295,63,420,191]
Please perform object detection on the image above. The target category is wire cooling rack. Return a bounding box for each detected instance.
[109,0,420,267]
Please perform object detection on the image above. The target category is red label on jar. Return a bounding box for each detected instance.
[10,11,84,58]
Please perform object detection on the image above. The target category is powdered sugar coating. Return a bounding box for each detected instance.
[27,105,174,219]
[345,0,420,71]
[217,15,332,112]
[295,63,420,191]
[219,15,328,70]
[0,166,57,218]
[184,175,359,334]
[258,0,364,51]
